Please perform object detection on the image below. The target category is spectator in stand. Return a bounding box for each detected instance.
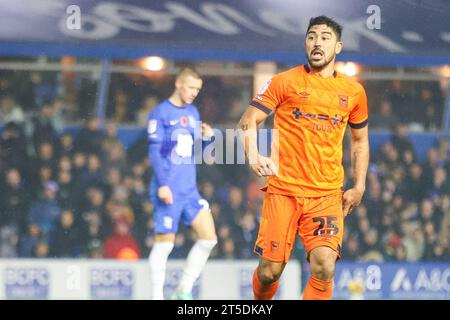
[402,222,425,261]
[50,209,81,257]
[77,153,104,190]
[27,101,61,155]
[29,142,58,183]
[222,186,245,227]
[391,123,415,157]
[0,94,25,125]
[422,147,440,187]
[359,228,384,262]
[74,116,104,154]
[101,121,121,155]
[235,211,258,259]
[33,240,50,258]
[81,210,108,257]
[370,99,397,130]
[18,224,42,257]
[27,181,61,238]
[104,142,127,174]
[103,216,141,260]
[0,225,19,257]
[0,168,29,235]
[110,90,132,123]
[137,95,159,127]
[426,167,449,200]
[0,122,28,174]
[60,133,75,157]
[400,163,426,202]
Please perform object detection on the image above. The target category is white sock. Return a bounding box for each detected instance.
[149,242,174,300]
[177,239,217,294]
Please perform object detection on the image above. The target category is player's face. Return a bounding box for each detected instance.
[176,75,203,105]
[304,24,343,69]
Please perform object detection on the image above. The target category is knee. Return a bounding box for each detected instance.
[207,234,218,242]
[197,239,217,250]
[258,265,283,285]
[310,252,336,280]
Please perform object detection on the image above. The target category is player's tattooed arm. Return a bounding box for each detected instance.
[237,107,268,160]
[238,107,277,176]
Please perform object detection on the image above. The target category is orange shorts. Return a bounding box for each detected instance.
[254,191,344,263]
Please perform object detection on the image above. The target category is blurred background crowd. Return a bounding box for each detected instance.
[0,70,449,262]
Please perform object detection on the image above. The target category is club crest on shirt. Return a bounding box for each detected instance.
[270,241,280,252]
[338,95,348,109]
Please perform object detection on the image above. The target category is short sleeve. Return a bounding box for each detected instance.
[249,74,286,114]
[348,85,368,129]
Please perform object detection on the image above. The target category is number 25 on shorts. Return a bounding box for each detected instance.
[312,216,339,236]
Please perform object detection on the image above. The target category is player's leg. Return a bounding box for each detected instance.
[173,197,217,299]
[298,192,344,300]
[253,193,301,300]
[303,246,337,300]
[148,198,182,300]
[253,257,285,300]
[190,206,217,240]
[149,233,175,299]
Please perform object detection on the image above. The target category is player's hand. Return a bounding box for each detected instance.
[342,188,364,217]
[250,154,278,177]
[158,185,174,205]
[201,123,214,138]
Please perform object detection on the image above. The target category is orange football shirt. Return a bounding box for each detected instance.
[250,64,368,197]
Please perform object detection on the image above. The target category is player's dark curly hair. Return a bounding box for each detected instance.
[307,16,343,40]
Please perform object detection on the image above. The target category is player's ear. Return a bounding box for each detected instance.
[175,78,182,90]
[335,40,343,54]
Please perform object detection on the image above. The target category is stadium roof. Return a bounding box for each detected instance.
[0,0,449,66]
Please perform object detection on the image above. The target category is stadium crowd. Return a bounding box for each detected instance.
[0,70,449,261]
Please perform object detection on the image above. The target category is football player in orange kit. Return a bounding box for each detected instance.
[238,16,369,300]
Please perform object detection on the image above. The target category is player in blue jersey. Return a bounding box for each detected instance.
[147,68,217,300]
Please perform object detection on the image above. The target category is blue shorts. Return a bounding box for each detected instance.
[151,191,209,234]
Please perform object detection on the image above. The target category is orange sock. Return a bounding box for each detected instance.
[253,268,279,300]
[303,275,333,300]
